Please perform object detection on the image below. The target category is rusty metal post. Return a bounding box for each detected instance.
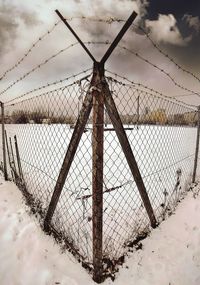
[92,63,104,283]
[192,106,200,183]
[1,102,8,180]
[103,80,157,228]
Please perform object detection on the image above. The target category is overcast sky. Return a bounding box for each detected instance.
[0,0,200,106]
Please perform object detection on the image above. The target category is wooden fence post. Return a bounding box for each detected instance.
[192,106,200,183]
[92,63,104,283]
[5,130,14,181]
[14,135,24,181]
[9,137,18,179]
[1,102,8,181]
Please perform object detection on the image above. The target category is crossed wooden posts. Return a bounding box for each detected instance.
[43,10,157,283]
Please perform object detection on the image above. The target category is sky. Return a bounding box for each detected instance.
[0,0,200,106]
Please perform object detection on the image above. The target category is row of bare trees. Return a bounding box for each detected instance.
[4,111,75,125]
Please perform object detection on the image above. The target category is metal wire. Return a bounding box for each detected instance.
[133,24,200,85]
[105,70,198,108]
[1,74,198,276]
[64,16,200,85]
[117,45,200,98]
[0,41,110,98]
[4,69,92,105]
[0,21,60,81]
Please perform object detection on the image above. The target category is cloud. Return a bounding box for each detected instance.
[145,14,192,46]
[63,0,149,46]
[183,14,200,33]
[0,2,40,56]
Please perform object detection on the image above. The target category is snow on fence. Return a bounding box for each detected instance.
[0,72,199,282]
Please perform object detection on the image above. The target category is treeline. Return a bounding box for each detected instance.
[6,111,75,124]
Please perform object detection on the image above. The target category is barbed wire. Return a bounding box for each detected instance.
[5,73,91,107]
[2,37,198,105]
[105,70,197,109]
[117,45,200,99]
[0,21,61,81]
[65,16,125,24]
[4,68,92,105]
[0,42,79,97]
[2,15,200,91]
[172,93,197,98]
[133,24,200,85]
[0,17,120,82]
[64,16,200,85]
[0,41,110,98]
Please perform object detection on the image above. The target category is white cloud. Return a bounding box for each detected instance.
[146,14,192,46]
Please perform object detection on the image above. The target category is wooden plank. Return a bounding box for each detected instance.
[103,81,157,228]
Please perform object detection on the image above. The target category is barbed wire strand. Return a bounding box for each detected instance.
[5,73,91,107]
[0,41,110,98]
[0,21,61,81]
[133,24,200,84]
[63,16,200,85]
[2,15,200,90]
[117,45,200,99]
[4,68,92,105]
[105,70,197,109]
[0,17,120,82]
[0,37,200,107]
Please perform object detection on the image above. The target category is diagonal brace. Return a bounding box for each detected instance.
[55,9,97,62]
[55,9,137,65]
[102,80,157,228]
[44,81,94,231]
[100,11,137,65]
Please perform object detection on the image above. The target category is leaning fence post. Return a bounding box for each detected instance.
[92,62,104,283]
[1,102,8,181]
[5,130,14,181]
[9,137,18,179]
[14,135,24,181]
[192,106,200,183]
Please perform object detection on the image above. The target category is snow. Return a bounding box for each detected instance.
[1,124,197,263]
[0,173,200,285]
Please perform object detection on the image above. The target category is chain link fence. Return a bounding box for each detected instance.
[0,73,199,280]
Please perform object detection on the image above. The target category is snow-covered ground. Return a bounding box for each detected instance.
[1,124,197,263]
[0,173,200,285]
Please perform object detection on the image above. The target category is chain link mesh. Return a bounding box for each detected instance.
[0,74,199,275]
